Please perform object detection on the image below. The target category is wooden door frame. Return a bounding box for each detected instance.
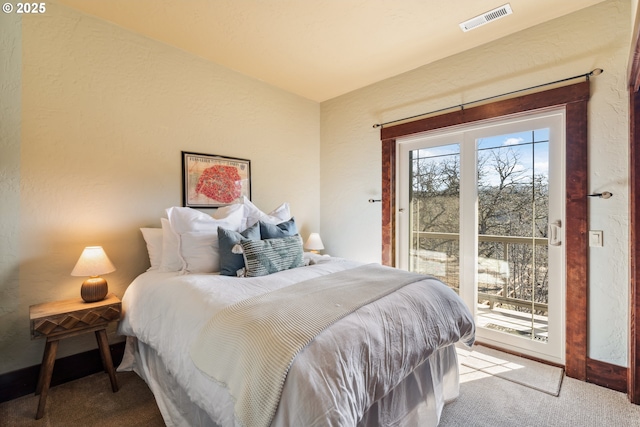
[380,81,590,380]
[630,90,640,404]
[627,6,640,404]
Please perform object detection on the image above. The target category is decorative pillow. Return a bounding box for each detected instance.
[140,227,163,270]
[218,222,261,276]
[159,218,183,272]
[165,206,244,273]
[239,235,305,277]
[259,217,298,239]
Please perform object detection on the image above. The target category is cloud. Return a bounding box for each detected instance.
[418,149,436,157]
[504,137,525,146]
[534,161,549,173]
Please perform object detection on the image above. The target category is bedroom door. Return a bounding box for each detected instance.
[397,109,566,364]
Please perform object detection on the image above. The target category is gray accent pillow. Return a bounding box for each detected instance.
[218,222,261,276]
[240,235,304,277]
[259,217,297,239]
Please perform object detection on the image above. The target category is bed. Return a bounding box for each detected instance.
[116,199,475,426]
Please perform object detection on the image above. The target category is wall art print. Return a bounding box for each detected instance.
[182,151,251,208]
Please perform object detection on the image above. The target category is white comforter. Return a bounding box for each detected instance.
[117,256,475,426]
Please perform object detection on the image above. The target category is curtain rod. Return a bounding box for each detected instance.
[372,68,603,129]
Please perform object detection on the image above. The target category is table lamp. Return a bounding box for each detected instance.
[71,246,116,302]
[304,233,324,254]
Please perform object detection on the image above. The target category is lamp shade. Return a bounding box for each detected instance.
[71,246,116,302]
[304,233,324,252]
[71,246,116,277]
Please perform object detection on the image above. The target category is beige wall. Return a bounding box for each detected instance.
[0,3,320,374]
[321,0,631,366]
[0,8,23,375]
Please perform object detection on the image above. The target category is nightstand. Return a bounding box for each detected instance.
[29,293,121,419]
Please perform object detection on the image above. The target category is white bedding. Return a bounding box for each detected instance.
[117,256,475,426]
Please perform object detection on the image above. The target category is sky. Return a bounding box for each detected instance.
[415,128,551,187]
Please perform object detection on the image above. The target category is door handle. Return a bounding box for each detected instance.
[549,220,562,246]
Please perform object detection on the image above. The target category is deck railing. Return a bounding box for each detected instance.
[410,231,549,313]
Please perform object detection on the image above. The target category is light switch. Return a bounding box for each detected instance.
[589,230,603,247]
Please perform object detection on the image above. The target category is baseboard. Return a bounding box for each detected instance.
[586,357,628,393]
[0,341,125,403]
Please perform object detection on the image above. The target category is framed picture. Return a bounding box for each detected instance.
[182,151,251,208]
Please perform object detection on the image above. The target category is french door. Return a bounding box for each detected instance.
[397,109,566,364]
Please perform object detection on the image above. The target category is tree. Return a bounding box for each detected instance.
[410,145,549,313]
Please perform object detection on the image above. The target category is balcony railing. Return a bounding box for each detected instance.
[410,231,548,313]
[477,291,548,312]
[412,231,547,247]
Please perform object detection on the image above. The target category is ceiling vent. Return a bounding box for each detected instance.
[459,4,513,32]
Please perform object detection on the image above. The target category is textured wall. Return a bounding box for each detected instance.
[321,0,630,366]
[0,3,320,374]
[0,7,22,375]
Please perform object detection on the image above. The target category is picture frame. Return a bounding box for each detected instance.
[182,151,251,208]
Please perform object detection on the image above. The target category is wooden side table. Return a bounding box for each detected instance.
[29,293,121,419]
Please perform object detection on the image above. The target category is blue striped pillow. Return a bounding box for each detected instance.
[240,235,304,277]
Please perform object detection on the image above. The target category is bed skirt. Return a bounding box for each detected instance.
[118,336,461,427]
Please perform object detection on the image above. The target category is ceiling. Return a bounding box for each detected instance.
[54,0,606,102]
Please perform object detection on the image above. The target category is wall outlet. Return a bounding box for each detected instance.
[589,230,603,247]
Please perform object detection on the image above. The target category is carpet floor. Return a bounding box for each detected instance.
[0,371,164,427]
[1,358,639,426]
[440,372,640,427]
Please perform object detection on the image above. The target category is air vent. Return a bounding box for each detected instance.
[459,4,513,32]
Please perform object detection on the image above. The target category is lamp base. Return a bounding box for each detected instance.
[81,276,108,302]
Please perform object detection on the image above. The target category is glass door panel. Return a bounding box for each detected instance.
[408,144,461,292]
[476,129,550,343]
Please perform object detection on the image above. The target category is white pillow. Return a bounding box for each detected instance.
[159,218,183,272]
[166,206,242,234]
[166,206,244,273]
[267,202,290,221]
[212,197,291,230]
[180,231,222,273]
[140,227,163,270]
[212,202,245,222]
[241,197,291,228]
